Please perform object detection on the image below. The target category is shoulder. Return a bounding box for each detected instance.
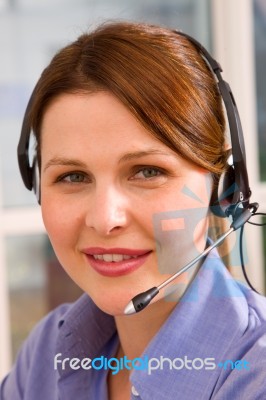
[0,295,90,400]
[187,254,266,399]
[212,284,266,399]
[213,324,266,399]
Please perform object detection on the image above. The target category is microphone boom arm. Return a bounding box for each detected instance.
[124,204,258,315]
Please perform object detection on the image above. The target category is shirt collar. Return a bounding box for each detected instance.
[130,249,249,399]
[55,293,115,398]
[56,294,116,363]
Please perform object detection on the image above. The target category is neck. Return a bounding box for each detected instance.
[114,296,176,361]
[114,260,202,361]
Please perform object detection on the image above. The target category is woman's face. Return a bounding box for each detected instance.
[41,91,211,315]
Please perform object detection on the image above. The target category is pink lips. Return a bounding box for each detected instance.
[82,247,151,277]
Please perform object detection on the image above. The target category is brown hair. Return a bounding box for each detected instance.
[29,21,232,266]
[29,21,227,177]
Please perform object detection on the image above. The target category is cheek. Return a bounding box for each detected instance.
[41,198,86,284]
[41,195,81,248]
[153,174,211,214]
[151,177,211,275]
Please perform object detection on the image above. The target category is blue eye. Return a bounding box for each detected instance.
[59,172,86,183]
[134,167,162,179]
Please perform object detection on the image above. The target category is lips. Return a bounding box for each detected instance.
[82,247,151,277]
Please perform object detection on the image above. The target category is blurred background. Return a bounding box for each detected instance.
[0,0,265,378]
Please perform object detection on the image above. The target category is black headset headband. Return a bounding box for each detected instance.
[177,32,251,209]
[17,30,251,214]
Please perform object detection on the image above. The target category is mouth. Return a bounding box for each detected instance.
[82,247,152,277]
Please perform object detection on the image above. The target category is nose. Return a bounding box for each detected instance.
[85,184,129,236]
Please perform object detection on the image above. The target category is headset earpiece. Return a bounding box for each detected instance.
[210,154,237,217]
[17,85,41,202]
[32,156,41,204]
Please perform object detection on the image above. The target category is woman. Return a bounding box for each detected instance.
[1,21,266,400]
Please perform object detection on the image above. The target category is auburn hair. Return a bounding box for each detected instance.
[28,21,233,266]
[28,21,227,178]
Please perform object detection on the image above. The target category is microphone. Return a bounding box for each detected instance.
[124,203,258,315]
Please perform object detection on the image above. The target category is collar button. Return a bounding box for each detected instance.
[131,385,140,396]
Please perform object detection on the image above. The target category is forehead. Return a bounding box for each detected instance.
[41,91,146,137]
[40,91,174,157]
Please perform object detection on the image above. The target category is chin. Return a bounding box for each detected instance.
[89,293,129,316]
[78,282,134,316]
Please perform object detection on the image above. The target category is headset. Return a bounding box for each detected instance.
[17,31,251,216]
[17,31,263,314]
[17,30,262,313]
[176,32,251,218]
[18,86,40,202]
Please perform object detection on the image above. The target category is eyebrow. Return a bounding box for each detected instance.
[43,157,87,172]
[43,149,176,172]
[118,149,176,164]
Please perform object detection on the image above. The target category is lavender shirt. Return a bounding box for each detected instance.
[1,249,266,399]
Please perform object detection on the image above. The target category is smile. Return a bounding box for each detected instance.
[83,247,151,277]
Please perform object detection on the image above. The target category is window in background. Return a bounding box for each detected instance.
[6,234,82,360]
[253,0,266,288]
[264,217,266,289]
[263,224,266,291]
[253,0,266,182]
[0,0,211,365]
[0,0,211,208]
